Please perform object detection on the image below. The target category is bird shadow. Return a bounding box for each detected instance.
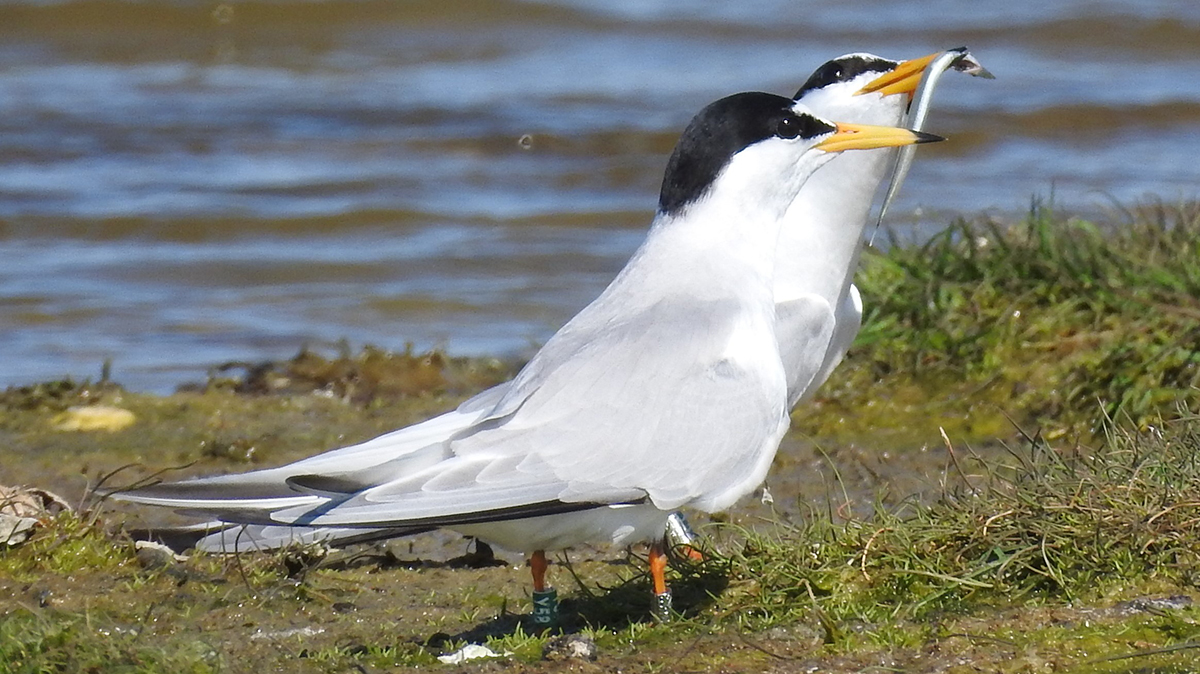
[444,547,731,644]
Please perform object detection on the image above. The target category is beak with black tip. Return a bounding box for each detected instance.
[815,123,944,153]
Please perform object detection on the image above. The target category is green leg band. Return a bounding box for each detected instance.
[532,588,558,628]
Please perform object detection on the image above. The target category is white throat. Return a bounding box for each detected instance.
[774,90,906,306]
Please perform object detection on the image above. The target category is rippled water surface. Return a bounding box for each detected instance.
[2,0,1198,391]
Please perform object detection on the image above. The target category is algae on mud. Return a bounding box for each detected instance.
[4,202,1200,672]
[5,409,1200,673]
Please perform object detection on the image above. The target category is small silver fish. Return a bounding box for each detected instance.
[873,47,995,239]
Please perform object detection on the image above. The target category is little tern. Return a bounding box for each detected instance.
[156,49,988,559]
[776,49,990,406]
[115,92,940,621]
[124,49,987,580]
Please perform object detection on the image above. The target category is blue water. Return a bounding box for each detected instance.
[1,0,1198,391]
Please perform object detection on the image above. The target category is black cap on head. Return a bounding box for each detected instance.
[793,54,896,99]
[658,92,834,216]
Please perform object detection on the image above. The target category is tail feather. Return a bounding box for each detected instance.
[111,390,497,513]
[192,523,428,553]
[113,477,322,512]
[127,521,429,554]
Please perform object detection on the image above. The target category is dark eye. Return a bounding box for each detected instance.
[775,114,801,139]
[794,60,847,98]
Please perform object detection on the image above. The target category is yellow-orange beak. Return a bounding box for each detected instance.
[815,122,944,153]
[855,51,940,97]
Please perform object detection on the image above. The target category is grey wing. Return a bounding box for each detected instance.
[775,293,837,408]
[791,285,863,407]
[111,385,504,513]
[483,302,791,510]
[272,299,790,526]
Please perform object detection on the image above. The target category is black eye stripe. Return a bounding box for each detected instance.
[775,113,834,140]
[776,115,800,139]
[658,92,836,215]
[793,55,897,99]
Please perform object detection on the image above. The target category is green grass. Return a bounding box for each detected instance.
[6,199,1200,672]
[721,418,1200,628]
[806,198,1200,444]
[0,513,130,582]
[0,609,221,674]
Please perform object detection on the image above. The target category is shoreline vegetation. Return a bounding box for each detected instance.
[4,199,1200,672]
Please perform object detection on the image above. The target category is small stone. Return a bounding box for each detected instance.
[135,540,188,570]
[34,588,55,608]
[0,515,37,546]
[0,485,72,546]
[543,633,598,662]
[1116,595,1194,614]
[0,485,72,518]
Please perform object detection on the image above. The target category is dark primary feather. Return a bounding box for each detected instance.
[118,477,305,502]
[283,497,620,530]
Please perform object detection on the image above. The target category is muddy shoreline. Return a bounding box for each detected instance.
[3,370,1198,673]
[6,207,1200,672]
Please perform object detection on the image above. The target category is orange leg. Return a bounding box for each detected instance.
[649,539,672,622]
[649,540,668,596]
[530,549,549,592]
[529,549,558,628]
